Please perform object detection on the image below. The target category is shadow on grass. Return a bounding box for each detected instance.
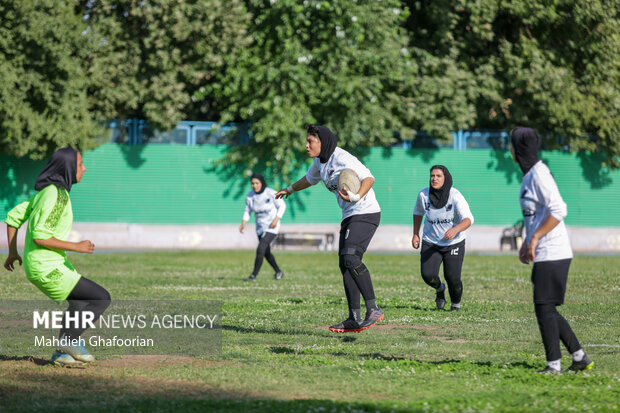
[222,324,332,337]
[0,355,50,366]
[263,348,540,371]
[0,359,418,413]
[263,348,544,376]
[341,336,357,343]
[1,396,419,413]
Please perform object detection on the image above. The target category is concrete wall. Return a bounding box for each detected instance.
[2,223,619,253]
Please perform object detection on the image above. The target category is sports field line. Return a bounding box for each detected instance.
[583,344,620,348]
[151,285,278,291]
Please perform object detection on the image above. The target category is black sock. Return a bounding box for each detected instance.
[349,308,362,323]
[365,298,379,312]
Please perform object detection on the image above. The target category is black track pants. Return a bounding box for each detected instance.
[420,240,465,303]
[252,232,280,276]
[534,303,582,361]
[532,259,581,361]
[338,213,380,311]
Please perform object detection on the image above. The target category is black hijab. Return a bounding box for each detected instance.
[316,125,338,164]
[510,127,541,174]
[34,148,78,193]
[429,165,453,209]
[250,172,267,194]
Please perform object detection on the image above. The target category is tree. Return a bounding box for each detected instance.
[79,0,252,131]
[198,0,415,180]
[402,0,620,167]
[0,0,100,159]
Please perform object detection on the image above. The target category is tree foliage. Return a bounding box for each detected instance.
[0,0,100,159]
[79,0,251,130]
[199,0,413,179]
[0,0,617,170]
[403,0,620,167]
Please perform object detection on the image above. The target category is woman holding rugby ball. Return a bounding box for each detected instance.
[276,124,383,333]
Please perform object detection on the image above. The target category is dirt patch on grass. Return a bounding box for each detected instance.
[379,324,498,344]
[1,355,234,371]
[0,356,248,401]
[369,324,497,344]
[99,355,229,369]
[315,323,443,333]
[315,322,501,344]
[396,324,441,332]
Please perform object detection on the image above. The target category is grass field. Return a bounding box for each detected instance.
[0,250,618,412]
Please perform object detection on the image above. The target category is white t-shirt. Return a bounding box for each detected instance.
[520,161,573,262]
[413,187,474,246]
[305,147,381,220]
[243,187,286,236]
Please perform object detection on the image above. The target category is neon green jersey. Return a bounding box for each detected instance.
[5,184,81,301]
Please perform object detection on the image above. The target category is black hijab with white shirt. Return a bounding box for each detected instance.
[429,165,453,209]
[251,173,267,194]
[511,127,541,174]
[316,125,338,164]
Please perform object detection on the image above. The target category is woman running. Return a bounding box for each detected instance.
[276,124,383,333]
[240,173,286,281]
[412,165,474,311]
[4,148,111,366]
[510,127,593,373]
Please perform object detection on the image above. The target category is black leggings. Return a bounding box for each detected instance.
[420,240,465,304]
[535,304,581,361]
[532,259,581,361]
[252,232,280,276]
[338,213,380,311]
[60,276,111,340]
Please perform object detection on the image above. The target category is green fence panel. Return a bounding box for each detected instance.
[1,144,618,227]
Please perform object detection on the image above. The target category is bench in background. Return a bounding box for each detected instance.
[274,232,336,251]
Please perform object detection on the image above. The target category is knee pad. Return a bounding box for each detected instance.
[339,247,369,278]
[420,269,439,283]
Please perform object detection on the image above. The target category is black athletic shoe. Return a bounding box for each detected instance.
[274,271,283,280]
[537,366,562,374]
[329,318,362,333]
[435,284,446,310]
[247,274,257,282]
[359,307,384,330]
[565,355,594,372]
[450,304,460,312]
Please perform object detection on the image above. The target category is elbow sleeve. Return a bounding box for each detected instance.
[549,202,567,221]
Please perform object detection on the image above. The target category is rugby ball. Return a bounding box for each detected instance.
[338,168,361,194]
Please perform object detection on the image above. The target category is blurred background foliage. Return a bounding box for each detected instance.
[0,0,618,172]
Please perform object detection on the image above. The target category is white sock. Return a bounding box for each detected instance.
[451,302,461,309]
[547,359,561,371]
[572,349,585,362]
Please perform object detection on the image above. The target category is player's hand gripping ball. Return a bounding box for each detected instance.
[338,168,361,194]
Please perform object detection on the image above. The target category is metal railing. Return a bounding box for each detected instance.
[103,119,512,150]
[103,119,250,146]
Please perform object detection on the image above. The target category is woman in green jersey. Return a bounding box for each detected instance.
[4,148,110,366]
